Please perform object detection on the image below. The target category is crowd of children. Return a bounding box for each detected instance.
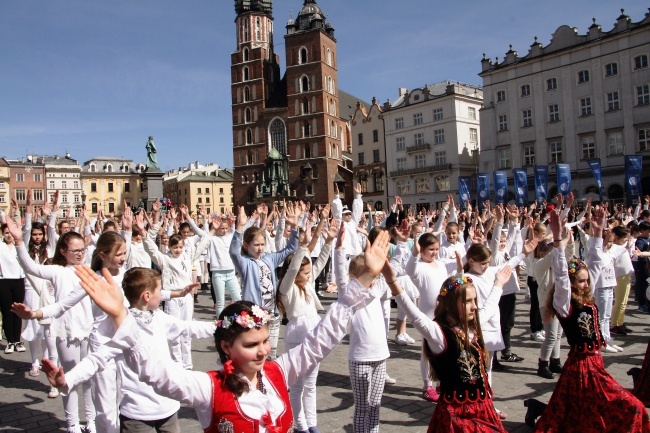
[0,186,649,433]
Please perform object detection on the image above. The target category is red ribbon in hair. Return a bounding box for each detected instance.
[223,359,235,376]
[261,413,281,433]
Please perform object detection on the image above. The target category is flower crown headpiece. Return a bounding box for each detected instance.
[568,258,587,275]
[439,275,473,297]
[217,305,271,330]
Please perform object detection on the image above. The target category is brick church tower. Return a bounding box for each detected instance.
[232,0,352,207]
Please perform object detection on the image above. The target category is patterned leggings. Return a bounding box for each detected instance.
[349,360,386,433]
[267,314,281,360]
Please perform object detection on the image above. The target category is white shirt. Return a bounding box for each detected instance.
[0,242,24,279]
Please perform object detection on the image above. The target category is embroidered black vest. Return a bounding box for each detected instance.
[428,323,490,403]
[558,301,605,354]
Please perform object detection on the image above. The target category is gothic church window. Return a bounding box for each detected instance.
[269,118,287,156]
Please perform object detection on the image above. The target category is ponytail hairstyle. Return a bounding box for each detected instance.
[214,301,270,397]
[463,243,492,273]
[91,231,126,272]
[276,252,311,315]
[28,222,48,264]
[425,275,487,382]
[52,232,85,267]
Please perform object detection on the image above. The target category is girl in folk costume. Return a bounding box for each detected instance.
[58,230,393,433]
[525,209,649,432]
[276,207,338,433]
[383,254,512,432]
[229,203,299,360]
[5,216,95,433]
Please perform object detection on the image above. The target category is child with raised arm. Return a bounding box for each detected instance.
[383,251,511,432]
[229,203,299,360]
[47,230,392,433]
[524,209,649,431]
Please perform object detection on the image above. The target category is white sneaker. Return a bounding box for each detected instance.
[384,374,397,384]
[48,386,60,398]
[29,363,40,377]
[14,342,26,352]
[395,334,410,345]
[402,333,416,344]
[531,332,545,342]
[67,426,83,433]
[610,344,624,352]
[602,345,618,353]
[4,343,14,354]
[85,421,96,432]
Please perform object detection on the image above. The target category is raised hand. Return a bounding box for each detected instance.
[590,207,606,236]
[284,201,298,227]
[4,216,23,244]
[363,230,391,277]
[74,266,126,328]
[494,265,512,287]
[179,204,189,218]
[122,200,133,231]
[134,212,145,231]
[522,238,539,256]
[26,188,33,208]
[326,218,340,241]
[354,183,362,195]
[549,209,562,240]
[236,206,248,230]
[333,183,339,195]
[394,219,410,243]
[41,359,66,389]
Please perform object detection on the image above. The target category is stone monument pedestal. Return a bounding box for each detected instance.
[141,168,164,212]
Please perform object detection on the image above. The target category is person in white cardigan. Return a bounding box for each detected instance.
[277,207,338,433]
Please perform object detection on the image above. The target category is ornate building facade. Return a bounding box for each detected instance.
[231,0,353,206]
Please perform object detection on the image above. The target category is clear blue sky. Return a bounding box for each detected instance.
[1,1,646,171]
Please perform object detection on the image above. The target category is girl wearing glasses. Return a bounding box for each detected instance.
[5,216,95,433]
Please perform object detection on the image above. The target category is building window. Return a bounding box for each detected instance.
[61,181,67,189]
[581,136,596,159]
[90,182,97,193]
[467,107,476,120]
[498,147,511,169]
[395,117,404,129]
[61,194,68,204]
[197,197,202,204]
[580,97,592,116]
[496,90,506,102]
[469,128,478,143]
[74,194,80,203]
[547,78,558,91]
[548,104,560,122]
[578,70,590,84]
[430,129,443,145]
[300,47,308,64]
[550,140,563,163]
[416,178,430,193]
[636,84,649,105]
[358,133,364,146]
[433,108,444,121]
[498,114,508,131]
[108,182,114,192]
[243,66,249,81]
[244,86,250,102]
[269,119,287,156]
[106,164,113,173]
[435,151,446,166]
[124,182,130,192]
[90,164,96,173]
[396,180,410,195]
[639,127,650,151]
[108,202,115,213]
[608,131,624,155]
[373,149,380,163]
[414,133,424,146]
[373,130,379,142]
[49,180,55,189]
[522,109,533,127]
[301,75,309,93]
[607,91,620,111]
[245,107,252,123]
[206,197,210,203]
[435,175,451,192]
[373,172,384,192]
[198,188,202,194]
[635,55,648,70]
[605,62,618,77]
[33,189,43,201]
[15,189,26,201]
[73,180,79,189]
[246,128,253,144]
[358,152,365,165]
[523,144,535,166]
[521,84,531,97]
[326,48,332,66]
[0,194,4,203]
[16,173,24,182]
[34,173,41,182]
[413,113,423,125]
[396,158,406,171]
[243,47,249,61]
[206,188,210,193]
[91,202,98,213]
[396,137,405,152]
[415,154,426,168]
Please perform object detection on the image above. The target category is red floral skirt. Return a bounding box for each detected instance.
[534,350,649,433]
[632,340,650,407]
[427,396,506,433]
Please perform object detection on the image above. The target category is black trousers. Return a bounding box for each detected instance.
[0,278,25,343]
[499,293,516,355]
[528,276,543,333]
[633,261,648,306]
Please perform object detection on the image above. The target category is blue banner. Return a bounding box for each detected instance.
[625,155,643,199]
[586,159,603,201]
[458,176,472,210]
[513,168,528,207]
[556,164,572,197]
[534,166,548,203]
[476,173,490,209]
[493,171,507,205]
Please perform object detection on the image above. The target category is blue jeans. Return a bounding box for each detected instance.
[594,286,614,344]
[211,270,241,318]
